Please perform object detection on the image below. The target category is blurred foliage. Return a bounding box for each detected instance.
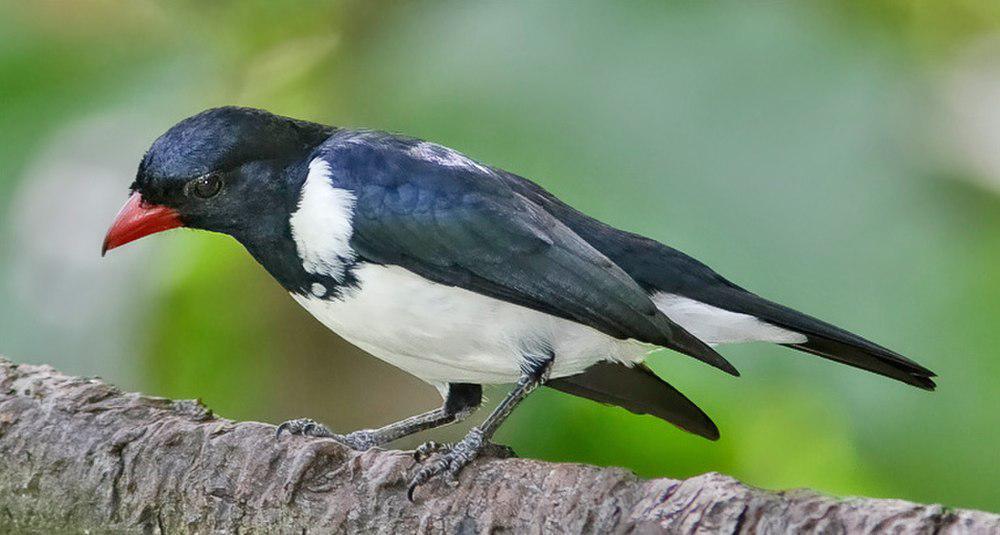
[1,0,998,511]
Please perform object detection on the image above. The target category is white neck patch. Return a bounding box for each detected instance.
[289,158,357,282]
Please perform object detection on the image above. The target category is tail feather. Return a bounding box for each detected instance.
[705,288,936,390]
[547,361,719,440]
[785,337,936,390]
[491,172,933,389]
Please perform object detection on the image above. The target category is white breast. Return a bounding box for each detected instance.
[291,263,648,385]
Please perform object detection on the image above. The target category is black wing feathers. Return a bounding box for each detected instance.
[547,362,719,440]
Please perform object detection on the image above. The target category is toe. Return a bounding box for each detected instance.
[275,418,335,439]
[408,463,440,502]
[407,454,456,501]
[275,418,312,438]
[413,440,450,462]
[407,431,491,500]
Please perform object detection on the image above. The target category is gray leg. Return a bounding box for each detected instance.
[408,353,553,500]
[276,383,482,450]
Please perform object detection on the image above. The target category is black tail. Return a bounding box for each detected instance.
[707,288,936,390]
[547,361,719,440]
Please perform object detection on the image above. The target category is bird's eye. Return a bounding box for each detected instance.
[187,173,223,199]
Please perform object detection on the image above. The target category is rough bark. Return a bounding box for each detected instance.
[0,358,993,534]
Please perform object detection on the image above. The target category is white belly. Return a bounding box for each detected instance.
[291,263,649,385]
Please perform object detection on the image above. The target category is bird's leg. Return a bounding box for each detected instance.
[276,383,482,450]
[408,352,553,500]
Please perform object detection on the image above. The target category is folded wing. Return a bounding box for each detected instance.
[315,134,736,375]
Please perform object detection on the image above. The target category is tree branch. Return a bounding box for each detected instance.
[0,358,993,533]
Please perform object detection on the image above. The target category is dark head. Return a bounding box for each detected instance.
[102,107,333,254]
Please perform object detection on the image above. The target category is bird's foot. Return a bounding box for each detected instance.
[413,439,515,462]
[408,428,515,500]
[275,418,378,450]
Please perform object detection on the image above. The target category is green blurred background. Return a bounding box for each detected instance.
[1,0,998,511]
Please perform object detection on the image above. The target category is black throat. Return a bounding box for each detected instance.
[241,233,358,300]
[232,159,358,300]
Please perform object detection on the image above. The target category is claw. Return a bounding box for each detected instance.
[275,422,291,438]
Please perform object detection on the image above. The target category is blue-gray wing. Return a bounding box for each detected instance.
[315,132,736,374]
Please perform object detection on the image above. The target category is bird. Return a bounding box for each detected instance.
[101,106,935,498]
